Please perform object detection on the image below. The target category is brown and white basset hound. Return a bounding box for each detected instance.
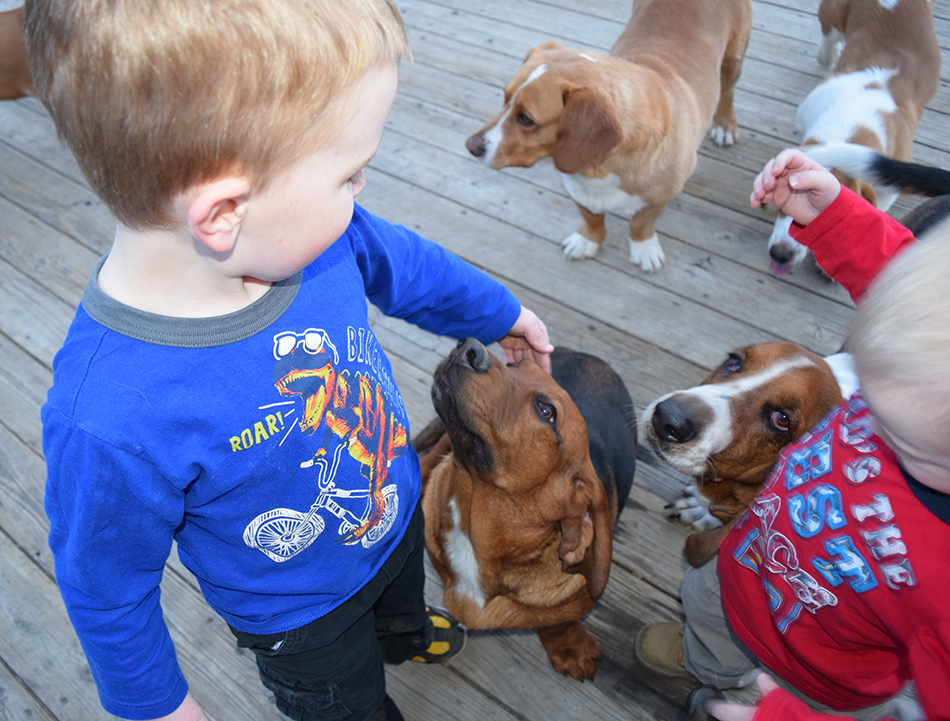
[413,340,636,680]
[0,6,33,101]
[639,342,856,568]
[767,0,941,276]
[464,0,752,273]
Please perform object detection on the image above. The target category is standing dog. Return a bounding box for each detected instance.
[465,0,752,272]
[767,0,940,276]
[413,340,636,679]
[639,342,852,567]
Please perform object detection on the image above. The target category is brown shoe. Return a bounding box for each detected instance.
[635,622,690,677]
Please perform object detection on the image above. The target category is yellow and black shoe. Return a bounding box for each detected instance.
[409,606,466,664]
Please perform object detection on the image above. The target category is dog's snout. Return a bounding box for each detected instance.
[465,134,486,157]
[769,242,796,265]
[652,398,697,443]
[456,337,492,373]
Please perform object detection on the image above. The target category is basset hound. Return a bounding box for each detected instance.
[413,340,636,680]
[767,0,940,276]
[464,0,753,273]
[639,342,857,567]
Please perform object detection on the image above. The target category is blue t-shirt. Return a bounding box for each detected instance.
[42,205,520,719]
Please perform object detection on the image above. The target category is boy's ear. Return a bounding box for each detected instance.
[188,178,252,253]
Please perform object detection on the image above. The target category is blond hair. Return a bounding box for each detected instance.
[24,0,409,229]
[848,231,950,425]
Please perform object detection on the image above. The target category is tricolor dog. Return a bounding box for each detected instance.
[640,342,855,567]
[413,341,636,680]
[464,0,753,272]
[766,0,940,276]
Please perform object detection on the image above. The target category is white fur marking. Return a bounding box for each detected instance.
[817,29,845,68]
[480,64,548,165]
[559,171,648,216]
[767,214,809,275]
[562,232,600,259]
[823,352,859,400]
[796,67,898,149]
[445,499,485,609]
[628,235,665,272]
[578,52,598,63]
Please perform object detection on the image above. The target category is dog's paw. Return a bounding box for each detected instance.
[816,32,844,68]
[561,232,600,259]
[709,125,738,147]
[538,622,601,681]
[665,488,722,531]
[628,235,665,272]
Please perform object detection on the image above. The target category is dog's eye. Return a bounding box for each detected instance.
[770,410,791,433]
[722,353,742,373]
[536,400,556,424]
[515,112,535,128]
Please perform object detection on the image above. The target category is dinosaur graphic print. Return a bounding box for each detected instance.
[243,327,407,562]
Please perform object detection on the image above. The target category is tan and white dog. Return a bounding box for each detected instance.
[767,0,941,276]
[465,0,753,272]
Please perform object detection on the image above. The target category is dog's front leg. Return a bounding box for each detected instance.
[562,202,606,260]
[628,202,667,272]
[537,621,601,680]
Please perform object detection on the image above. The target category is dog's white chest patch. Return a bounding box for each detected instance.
[796,67,898,147]
[445,498,485,610]
[559,171,647,217]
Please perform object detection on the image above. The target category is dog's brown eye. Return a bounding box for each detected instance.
[516,112,535,128]
[536,400,556,424]
[770,410,790,432]
[723,353,742,373]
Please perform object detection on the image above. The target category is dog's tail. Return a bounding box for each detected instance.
[804,143,950,198]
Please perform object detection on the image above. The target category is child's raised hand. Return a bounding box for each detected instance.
[750,148,841,226]
[498,307,554,374]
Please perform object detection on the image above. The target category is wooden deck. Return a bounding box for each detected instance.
[2,0,949,718]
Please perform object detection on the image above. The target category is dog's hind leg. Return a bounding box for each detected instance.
[711,1,752,146]
[537,621,602,680]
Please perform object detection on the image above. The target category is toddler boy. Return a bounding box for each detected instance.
[27,1,552,720]
[638,149,950,721]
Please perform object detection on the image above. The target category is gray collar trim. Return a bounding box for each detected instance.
[81,255,301,348]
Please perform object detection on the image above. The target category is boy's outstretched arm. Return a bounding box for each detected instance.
[750,148,841,226]
[498,306,554,374]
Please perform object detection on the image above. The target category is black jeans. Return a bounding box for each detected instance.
[229,503,427,721]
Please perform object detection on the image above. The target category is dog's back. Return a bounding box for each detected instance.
[550,348,636,521]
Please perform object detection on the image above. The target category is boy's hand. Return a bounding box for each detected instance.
[498,307,554,374]
[706,673,779,721]
[750,148,841,226]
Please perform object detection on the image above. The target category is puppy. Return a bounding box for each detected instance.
[0,6,33,101]
[414,340,636,679]
[465,0,752,272]
[767,0,940,276]
[639,342,851,567]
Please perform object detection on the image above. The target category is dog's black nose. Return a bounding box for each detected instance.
[456,337,492,373]
[652,398,696,443]
[769,242,796,266]
[465,135,486,157]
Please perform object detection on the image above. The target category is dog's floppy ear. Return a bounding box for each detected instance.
[553,87,623,174]
[557,465,614,599]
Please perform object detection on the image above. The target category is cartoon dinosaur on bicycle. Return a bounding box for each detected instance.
[244,328,408,561]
